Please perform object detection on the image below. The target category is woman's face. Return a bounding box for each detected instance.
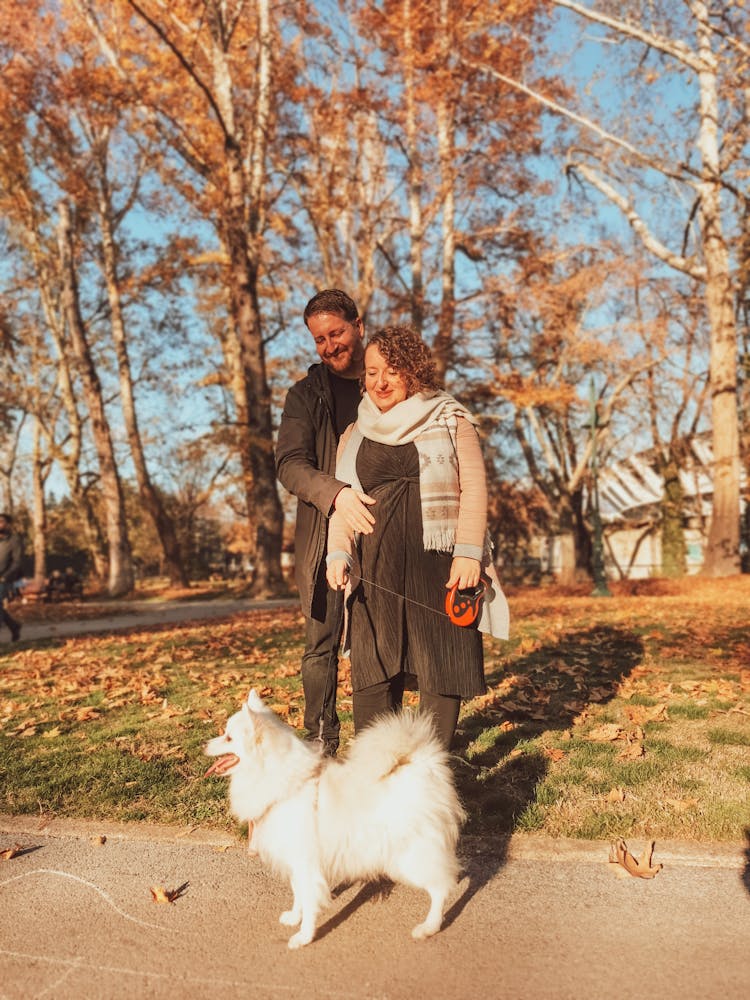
[364,344,409,413]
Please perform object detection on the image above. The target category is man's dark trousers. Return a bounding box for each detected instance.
[301,561,344,753]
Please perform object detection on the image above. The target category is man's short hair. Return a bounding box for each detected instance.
[303,289,359,327]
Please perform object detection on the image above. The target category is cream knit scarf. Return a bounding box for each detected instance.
[337,390,478,552]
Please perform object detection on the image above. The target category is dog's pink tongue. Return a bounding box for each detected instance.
[204,754,240,777]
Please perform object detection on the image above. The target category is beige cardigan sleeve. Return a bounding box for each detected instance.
[327,416,487,562]
[453,416,488,559]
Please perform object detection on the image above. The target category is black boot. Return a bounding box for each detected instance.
[3,611,20,642]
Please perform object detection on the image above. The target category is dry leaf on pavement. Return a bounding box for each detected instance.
[608,838,663,879]
[150,882,189,904]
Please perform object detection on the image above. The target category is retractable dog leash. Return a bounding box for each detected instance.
[444,576,489,626]
[356,573,490,628]
[316,573,489,749]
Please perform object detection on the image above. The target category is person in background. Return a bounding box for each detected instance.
[326,325,509,750]
[275,289,377,756]
[0,512,24,642]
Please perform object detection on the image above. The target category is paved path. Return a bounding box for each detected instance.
[0,816,748,1000]
[6,597,298,644]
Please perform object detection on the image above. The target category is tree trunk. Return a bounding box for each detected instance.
[31,414,48,584]
[572,486,593,582]
[16,201,108,579]
[403,0,425,334]
[209,0,284,596]
[95,147,189,586]
[659,449,687,578]
[693,4,741,575]
[431,0,456,383]
[57,200,134,597]
[221,159,284,595]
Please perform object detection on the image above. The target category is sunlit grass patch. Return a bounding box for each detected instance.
[2,584,749,841]
[708,726,750,747]
[668,701,710,720]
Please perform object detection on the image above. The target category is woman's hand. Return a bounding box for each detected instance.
[326,559,350,591]
[445,557,481,591]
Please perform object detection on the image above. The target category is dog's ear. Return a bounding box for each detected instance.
[247,689,273,714]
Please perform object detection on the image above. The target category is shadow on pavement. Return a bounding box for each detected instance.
[444,624,645,916]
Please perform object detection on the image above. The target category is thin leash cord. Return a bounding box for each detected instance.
[355,574,449,620]
[315,575,447,746]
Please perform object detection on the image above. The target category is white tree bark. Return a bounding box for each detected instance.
[473,0,743,574]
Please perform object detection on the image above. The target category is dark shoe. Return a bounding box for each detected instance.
[9,623,20,642]
[304,733,338,758]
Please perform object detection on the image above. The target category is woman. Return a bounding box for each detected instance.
[326,325,508,749]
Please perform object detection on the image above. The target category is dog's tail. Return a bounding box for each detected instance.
[345,710,466,831]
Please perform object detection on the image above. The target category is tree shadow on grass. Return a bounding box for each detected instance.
[444,624,645,925]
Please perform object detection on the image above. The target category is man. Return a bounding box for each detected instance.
[276,290,376,755]
[0,512,23,642]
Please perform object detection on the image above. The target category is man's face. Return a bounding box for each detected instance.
[307,312,364,378]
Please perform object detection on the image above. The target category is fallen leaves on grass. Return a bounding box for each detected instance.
[617,740,645,761]
[606,787,626,803]
[585,723,623,742]
[583,722,645,759]
[665,797,700,813]
[623,703,668,725]
[0,608,309,739]
[608,838,663,879]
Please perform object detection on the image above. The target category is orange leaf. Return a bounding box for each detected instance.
[608,839,662,879]
[585,724,624,742]
[624,704,668,725]
[665,797,699,813]
[150,882,188,904]
[617,741,645,761]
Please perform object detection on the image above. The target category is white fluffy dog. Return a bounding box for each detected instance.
[205,689,465,949]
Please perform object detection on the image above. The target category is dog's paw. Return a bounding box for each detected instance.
[411,920,440,941]
[287,929,314,949]
[279,909,301,927]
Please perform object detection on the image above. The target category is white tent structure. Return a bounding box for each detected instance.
[544,435,746,580]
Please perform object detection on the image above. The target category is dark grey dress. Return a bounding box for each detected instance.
[349,438,485,698]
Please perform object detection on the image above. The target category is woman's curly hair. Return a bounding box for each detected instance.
[364,325,441,396]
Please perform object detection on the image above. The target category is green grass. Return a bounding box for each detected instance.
[708,727,750,747]
[2,584,750,843]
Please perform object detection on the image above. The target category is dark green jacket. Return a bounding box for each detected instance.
[275,364,358,621]
[0,530,23,584]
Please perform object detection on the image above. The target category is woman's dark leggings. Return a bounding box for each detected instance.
[352,674,461,750]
